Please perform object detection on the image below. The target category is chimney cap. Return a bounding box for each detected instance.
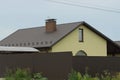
[46,19,56,22]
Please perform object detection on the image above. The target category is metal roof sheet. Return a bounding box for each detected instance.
[0,22,82,47]
[115,41,120,46]
[0,46,39,52]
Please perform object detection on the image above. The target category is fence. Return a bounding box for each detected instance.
[0,52,72,80]
[0,52,120,79]
[73,56,120,76]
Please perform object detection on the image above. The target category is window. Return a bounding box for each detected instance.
[75,50,87,56]
[79,29,83,42]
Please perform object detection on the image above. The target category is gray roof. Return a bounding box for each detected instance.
[115,41,120,46]
[0,46,39,52]
[0,22,82,48]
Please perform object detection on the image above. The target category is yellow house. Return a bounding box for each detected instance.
[0,19,120,56]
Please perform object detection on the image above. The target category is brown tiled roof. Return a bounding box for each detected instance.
[0,22,82,48]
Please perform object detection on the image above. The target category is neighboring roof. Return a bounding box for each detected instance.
[0,21,120,54]
[115,41,120,46]
[0,46,39,52]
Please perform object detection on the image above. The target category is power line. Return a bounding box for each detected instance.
[46,0,120,13]
[60,0,120,11]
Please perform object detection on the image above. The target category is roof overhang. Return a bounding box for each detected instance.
[0,46,39,53]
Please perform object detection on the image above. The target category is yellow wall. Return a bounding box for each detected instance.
[52,25,107,56]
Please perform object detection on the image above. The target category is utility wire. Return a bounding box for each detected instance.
[60,0,120,11]
[46,0,120,13]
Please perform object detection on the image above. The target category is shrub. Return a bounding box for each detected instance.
[68,70,99,80]
[5,68,48,80]
[68,70,120,80]
[33,73,48,80]
[68,69,82,80]
[5,68,31,80]
[111,73,120,80]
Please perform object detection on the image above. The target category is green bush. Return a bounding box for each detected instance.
[68,70,99,80]
[111,73,120,80]
[5,68,48,80]
[33,73,48,80]
[5,68,31,80]
[68,70,120,80]
[68,69,81,80]
[5,68,120,80]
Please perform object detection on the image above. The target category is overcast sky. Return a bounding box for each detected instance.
[0,0,120,41]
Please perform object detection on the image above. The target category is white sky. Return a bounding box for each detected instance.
[0,0,120,41]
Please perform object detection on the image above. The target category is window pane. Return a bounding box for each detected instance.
[79,29,83,42]
[76,50,87,56]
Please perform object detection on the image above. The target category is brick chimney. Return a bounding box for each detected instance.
[45,19,56,32]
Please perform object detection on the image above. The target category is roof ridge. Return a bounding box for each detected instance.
[19,21,84,30]
[19,26,44,30]
[57,21,84,26]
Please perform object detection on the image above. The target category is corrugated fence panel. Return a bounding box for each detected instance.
[72,56,120,76]
[1,53,120,79]
[0,52,72,80]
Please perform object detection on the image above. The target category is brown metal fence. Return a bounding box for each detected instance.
[73,56,120,76]
[0,52,120,79]
[0,52,72,80]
